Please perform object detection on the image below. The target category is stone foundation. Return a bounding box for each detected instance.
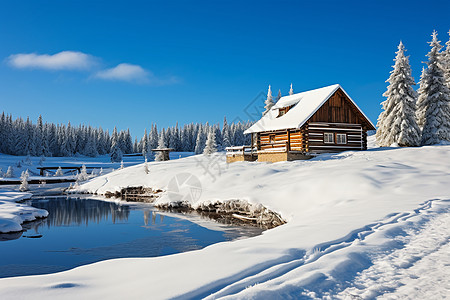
[257,151,311,163]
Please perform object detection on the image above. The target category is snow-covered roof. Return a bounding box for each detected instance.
[244,84,375,134]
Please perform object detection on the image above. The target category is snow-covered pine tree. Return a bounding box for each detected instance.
[289,83,294,96]
[277,89,282,102]
[194,125,207,154]
[84,127,99,157]
[149,124,159,150]
[155,130,167,161]
[76,164,89,182]
[4,166,14,178]
[19,169,29,191]
[442,30,450,89]
[376,41,421,147]
[125,129,133,154]
[55,166,64,177]
[417,31,450,145]
[263,85,274,115]
[110,142,123,162]
[222,117,231,148]
[203,127,217,155]
[142,129,149,158]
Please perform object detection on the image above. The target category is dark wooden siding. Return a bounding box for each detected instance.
[306,122,365,153]
[309,88,373,130]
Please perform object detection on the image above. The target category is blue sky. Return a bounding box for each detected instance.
[1,0,449,137]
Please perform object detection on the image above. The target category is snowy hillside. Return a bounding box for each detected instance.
[0,142,449,299]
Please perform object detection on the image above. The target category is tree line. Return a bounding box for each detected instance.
[0,114,252,159]
[376,30,450,146]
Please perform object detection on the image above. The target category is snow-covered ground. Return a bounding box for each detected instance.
[0,152,193,179]
[0,138,449,299]
[0,190,48,233]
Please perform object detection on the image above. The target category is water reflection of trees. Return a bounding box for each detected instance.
[31,198,130,228]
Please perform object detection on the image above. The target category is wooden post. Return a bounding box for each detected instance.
[287,129,290,152]
[257,133,261,150]
[251,133,254,155]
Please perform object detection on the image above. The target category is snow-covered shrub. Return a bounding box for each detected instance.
[55,166,64,177]
[19,169,29,191]
[144,158,149,174]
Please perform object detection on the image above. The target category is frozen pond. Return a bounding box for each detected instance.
[0,197,263,278]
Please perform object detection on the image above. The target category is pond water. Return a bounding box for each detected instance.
[0,197,263,278]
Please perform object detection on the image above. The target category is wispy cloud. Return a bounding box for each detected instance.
[95,63,179,85]
[7,51,96,70]
[94,63,149,83]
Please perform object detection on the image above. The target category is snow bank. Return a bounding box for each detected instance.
[0,190,48,233]
[0,144,449,298]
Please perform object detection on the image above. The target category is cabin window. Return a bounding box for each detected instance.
[324,132,334,144]
[336,133,347,144]
[269,134,275,143]
[278,109,286,117]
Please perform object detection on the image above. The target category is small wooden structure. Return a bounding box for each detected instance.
[227,84,376,163]
[225,146,257,163]
[151,148,174,161]
[37,166,100,176]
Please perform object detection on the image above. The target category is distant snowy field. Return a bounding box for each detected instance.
[0,137,449,299]
[0,152,193,179]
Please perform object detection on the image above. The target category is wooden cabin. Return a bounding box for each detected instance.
[227,84,375,163]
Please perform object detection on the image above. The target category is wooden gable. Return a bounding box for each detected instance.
[307,88,375,130]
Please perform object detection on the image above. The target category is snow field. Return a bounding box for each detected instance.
[0,142,448,299]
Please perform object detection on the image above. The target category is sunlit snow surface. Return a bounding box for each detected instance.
[0,137,449,299]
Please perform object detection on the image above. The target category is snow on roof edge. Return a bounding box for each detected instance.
[244,84,376,134]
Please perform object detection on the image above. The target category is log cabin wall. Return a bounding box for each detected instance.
[307,122,365,153]
[260,130,289,151]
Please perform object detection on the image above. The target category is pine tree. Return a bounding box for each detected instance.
[142,128,149,158]
[76,164,89,182]
[442,30,450,89]
[194,125,207,154]
[155,131,167,161]
[149,124,159,150]
[19,169,29,191]
[110,144,123,162]
[263,85,274,115]
[222,117,231,148]
[417,31,450,145]
[376,41,421,147]
[289,83,294,95]
[277,89,282,102]
[203,127,217,155]
[4,166,14,178]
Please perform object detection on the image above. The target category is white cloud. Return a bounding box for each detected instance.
[95,63,149,83]
[7,51,96,70]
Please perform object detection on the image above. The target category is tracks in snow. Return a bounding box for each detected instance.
[171,198,449,300]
